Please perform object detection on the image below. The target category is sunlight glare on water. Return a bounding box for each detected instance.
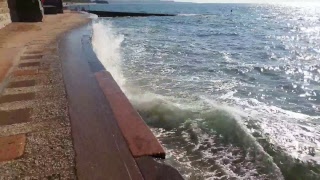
[84,2,320,179]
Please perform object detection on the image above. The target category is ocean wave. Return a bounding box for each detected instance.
[91,19,125,87]
[134,92,320,179]
[130,92,283,179]
[208,95,320,179]
[90,19,320,179]
[196,32,239,37]
[90,20,281,177]
[79,11,98,19]
[178,14,200,16]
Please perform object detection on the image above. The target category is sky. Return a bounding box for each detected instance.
[174,0,320,3]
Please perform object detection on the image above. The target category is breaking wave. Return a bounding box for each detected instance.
[92,20,125,87]
[91,19,320,179]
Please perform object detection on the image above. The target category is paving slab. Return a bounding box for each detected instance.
[0,11,90,179]
[0,108,31,126]
[0,92,35,103]
[7,80,36,88]
[20,54,43,60]
[0,134,26,162]
[13,69,38,77]
[18,62,41,68]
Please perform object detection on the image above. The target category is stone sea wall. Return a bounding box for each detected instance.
[0,0,11,29]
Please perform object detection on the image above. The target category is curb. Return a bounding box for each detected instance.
[95,70,166,159]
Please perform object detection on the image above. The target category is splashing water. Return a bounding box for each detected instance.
[89,3,320,179]
[92,20,125,87]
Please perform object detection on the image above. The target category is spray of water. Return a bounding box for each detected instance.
[89,19,289,179]
[92,20,126,87]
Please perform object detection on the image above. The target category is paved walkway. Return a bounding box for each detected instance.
[0,11,183,180]
[0,12,89,179]
[60,24,144,180]
[59,23,183,180]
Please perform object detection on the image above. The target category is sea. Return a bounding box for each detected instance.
[70,2,320,179]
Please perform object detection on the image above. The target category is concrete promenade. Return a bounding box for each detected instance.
[0,11,89,179]
[0,11,182,179]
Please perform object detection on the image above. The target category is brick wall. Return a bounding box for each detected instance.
[0,0,10,29]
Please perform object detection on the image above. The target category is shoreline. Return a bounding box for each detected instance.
[0,11,182,179]
[59,18,182,179]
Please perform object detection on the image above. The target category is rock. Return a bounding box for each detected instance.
[8,0,43,22]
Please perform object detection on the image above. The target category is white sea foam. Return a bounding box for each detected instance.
[90,19,283,179]
[88,13,98,19]
[90,18,318,179]
[203,93,320,164]
[178,14,199,16]
[92,20,125,87]
[76,10,99,19]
